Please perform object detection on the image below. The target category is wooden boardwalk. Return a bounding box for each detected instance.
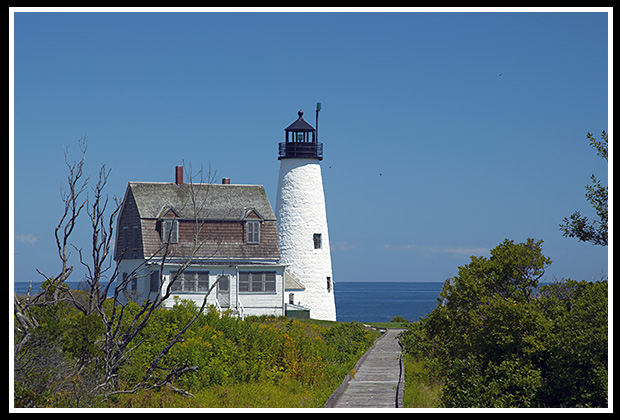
[324,328,405,409]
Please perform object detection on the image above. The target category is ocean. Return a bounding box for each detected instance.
[334,281,444,323]
[13,281,444,323]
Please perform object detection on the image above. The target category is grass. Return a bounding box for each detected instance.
[108,379,329,408]
[192,380,331,408]
[364,321,410,329]
[402,354,442,408]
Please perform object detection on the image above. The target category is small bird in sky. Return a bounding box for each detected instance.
[498,73,503,77]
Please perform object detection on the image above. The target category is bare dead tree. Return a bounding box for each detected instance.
[40,138,89,300]
[14,140,229,405]
[92,160,233,396]
[15,138,89,355]
[91,162,230,396]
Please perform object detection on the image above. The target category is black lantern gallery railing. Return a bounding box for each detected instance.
[278,141,323,160]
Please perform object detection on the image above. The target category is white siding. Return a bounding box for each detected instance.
[161,266,285,317]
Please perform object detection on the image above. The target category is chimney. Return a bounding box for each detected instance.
[175,166,183,185]
[222,177,231,185]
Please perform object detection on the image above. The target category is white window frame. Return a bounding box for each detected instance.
[246,221,260,244]
[239,271,276,294]
[170,270,210,293]
[163,219,178,244]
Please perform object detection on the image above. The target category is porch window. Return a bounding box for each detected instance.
[170,271,209,293]
[239,272,276,293]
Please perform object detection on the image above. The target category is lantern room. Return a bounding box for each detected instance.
[278,109,323,160]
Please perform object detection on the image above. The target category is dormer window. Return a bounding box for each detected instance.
[246,221,260,244]
[163,219,178,244]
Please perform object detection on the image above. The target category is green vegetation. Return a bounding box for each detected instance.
[559,130,608,246]
[399,238,608,408]
[390,315,409,323]
[107,379,327,408]
[402,354,442,408]
[14,298,378,408]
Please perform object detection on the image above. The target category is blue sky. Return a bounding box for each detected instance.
[11,9,610,286]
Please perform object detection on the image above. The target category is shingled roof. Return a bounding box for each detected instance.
[285,110,315,132]
[115,181,280,261]
[127,182,276,221]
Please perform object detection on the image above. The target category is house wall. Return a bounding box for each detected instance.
[115,190,143,261]
[160,266,285,317]
[114,182,285,318]
[115,259,154,305]
[137,218,280,260]
[116,260,285,317]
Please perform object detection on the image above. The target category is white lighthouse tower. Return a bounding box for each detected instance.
[276,105,336,321]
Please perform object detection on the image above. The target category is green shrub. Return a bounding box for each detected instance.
[15,295,378,408]
[399,239,608,408]
[390,315,409,323]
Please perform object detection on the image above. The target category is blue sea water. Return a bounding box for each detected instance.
[14,281,444,323]
[334,281,443,323]
[13,281,111,297]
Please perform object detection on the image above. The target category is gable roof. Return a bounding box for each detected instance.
[284,269,305,291]
[126,182,276,221]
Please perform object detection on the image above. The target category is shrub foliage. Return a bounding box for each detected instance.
[399,238,608,408]
[14,298,376,408]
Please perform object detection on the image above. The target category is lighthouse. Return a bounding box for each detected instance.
[276,105,337,321]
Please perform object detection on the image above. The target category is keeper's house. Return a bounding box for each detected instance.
[114,166,294,318]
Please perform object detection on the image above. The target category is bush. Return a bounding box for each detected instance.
[399,238,608,408]
[112,304,376,406]
[15,296,378,408]
[390,315,409,323]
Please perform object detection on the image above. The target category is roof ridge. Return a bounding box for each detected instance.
[128,181,265,187]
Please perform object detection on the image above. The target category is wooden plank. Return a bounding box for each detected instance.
[325,328,405,408]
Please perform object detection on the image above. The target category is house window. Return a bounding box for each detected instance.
[217,275,230,292]
[313,233,322,249]
[169,272,182,293]
[327,277,331,293]
[122,272,137,291]
[132,226,140,251]
[170,271,209,293]
[163,219,178,244]
[122,227,129,250]
[239,272,276,293]
[196,272,210,292]
[246,221,260,244]
[150,270,160,293]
